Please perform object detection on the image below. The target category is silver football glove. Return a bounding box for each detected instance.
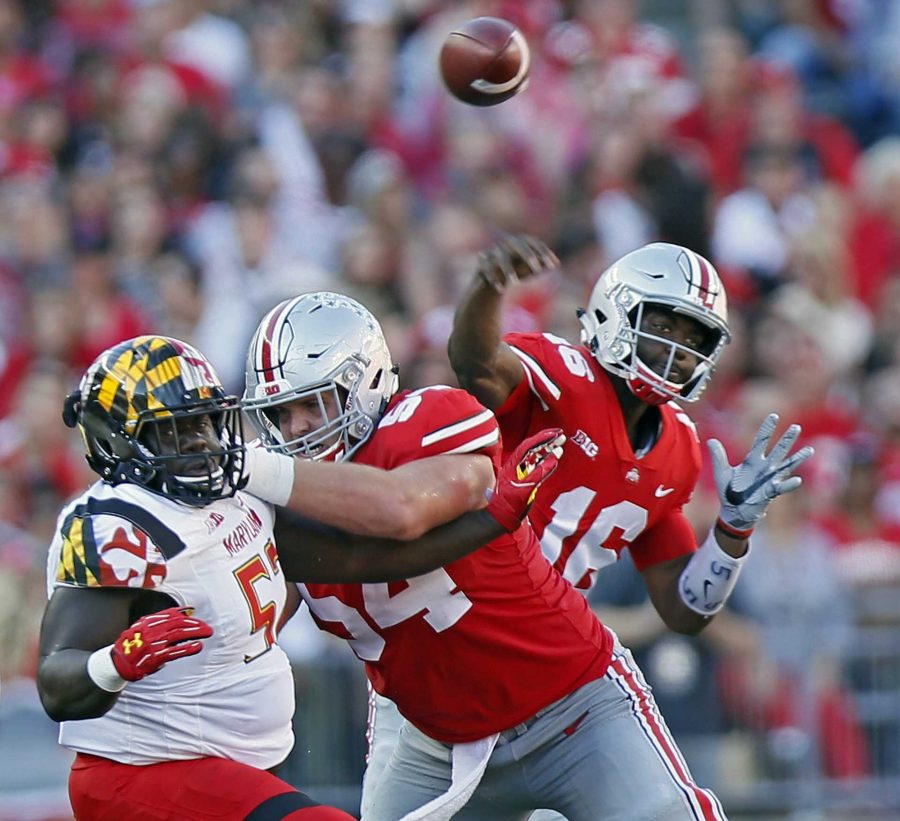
[707,413,814,537]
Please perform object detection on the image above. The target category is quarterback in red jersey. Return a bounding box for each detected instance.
[492,328,706,591]
[450,238,812,620]
[449,237,814,818]
[245,292,738,820]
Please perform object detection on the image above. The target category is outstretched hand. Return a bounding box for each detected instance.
[708,413,814,538]
[487,428,565,532]
[477,234,559,293]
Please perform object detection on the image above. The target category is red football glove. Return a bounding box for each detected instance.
[110,607,213,682]
[487,428,565,532]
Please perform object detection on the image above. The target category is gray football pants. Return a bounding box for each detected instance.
[361,691,566,821]
[360,639,726,821]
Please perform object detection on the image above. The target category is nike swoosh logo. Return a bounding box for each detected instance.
[655,485,675,497]
[703,580,722,610]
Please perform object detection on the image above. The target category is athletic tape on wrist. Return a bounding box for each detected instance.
[242,445,295,507]
[678,528,749,616]
[87,645,128,693]
[715,517,754,540]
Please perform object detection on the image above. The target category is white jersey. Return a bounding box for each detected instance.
[46,481,295,769]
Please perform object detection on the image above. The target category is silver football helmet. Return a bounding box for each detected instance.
[244,292,399,461]
[578,243,731,404]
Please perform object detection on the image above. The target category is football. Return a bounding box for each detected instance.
[439,17,531,107]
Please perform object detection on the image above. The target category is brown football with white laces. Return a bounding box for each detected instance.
[439,17,531,107]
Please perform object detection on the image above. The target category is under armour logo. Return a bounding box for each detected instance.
[122,634,144,654]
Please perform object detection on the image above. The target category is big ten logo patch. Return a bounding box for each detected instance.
[205,511,225,533]
[572,429,598,458]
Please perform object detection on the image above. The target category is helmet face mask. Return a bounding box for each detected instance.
[257,376,356,461]
[579,243,731,405]
[136,405,236,497]
[67,336,245,506]
[244,292,398,461]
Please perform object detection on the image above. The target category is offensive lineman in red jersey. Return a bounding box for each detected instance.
[447,238,814,819]
[242,291,791,820]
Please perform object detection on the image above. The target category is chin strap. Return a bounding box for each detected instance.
[626,376,670,406]
[62,391,82,428]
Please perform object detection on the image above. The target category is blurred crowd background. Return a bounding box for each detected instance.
[2,0,900,818]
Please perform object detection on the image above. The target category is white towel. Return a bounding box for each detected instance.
[398,733,500,821]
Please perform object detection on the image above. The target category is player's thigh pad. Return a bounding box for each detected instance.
[360,689,405,819]
[68,753,353,821]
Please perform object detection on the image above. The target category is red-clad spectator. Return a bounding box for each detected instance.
[0,95,68,184]
[54,0,133,54]
[0,0,58,129]
[861,367,900,534]
[0,338,29,419]
[0,258,28,419]
[0,364,93,530]
[108,1,227,135]
[747,61,859,188]
[814,433,900,589]
[867,276,900,371]
[573,0,690,106]
[67,243,153,370]
[682,57,858,196]
[671,27,754,196]
[848,136,900,310]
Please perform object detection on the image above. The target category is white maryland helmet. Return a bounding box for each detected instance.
[578,243,731,405]
[244,292,399,461]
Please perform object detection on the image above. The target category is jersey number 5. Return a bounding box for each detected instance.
[234,540,281,663]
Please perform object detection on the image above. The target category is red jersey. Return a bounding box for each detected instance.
[499,333,701,589]
[299,386,609,743]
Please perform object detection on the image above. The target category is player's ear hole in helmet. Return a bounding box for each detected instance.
[578,243,731,405]
[244,292,399,462]
[64,335,246,506]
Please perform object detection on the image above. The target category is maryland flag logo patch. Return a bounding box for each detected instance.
[55,499,180,589]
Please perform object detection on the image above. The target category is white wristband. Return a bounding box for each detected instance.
[87,645,127,693]
[678,528,749,616]
[242,444,295,507]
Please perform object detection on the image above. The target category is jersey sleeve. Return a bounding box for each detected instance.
[504,333,567,409]
[370,386,501,468]
[495,333,564,447]
[628,507,697,571]
[49,497,186,590]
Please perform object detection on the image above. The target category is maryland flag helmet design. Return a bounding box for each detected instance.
[64,336,245,506]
